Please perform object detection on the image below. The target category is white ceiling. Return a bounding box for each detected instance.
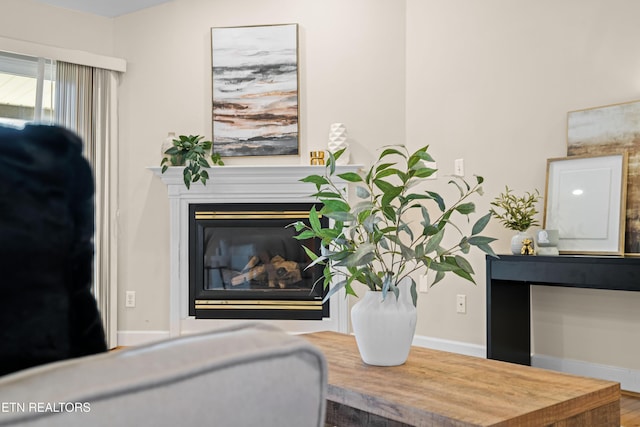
[32,0,173,18]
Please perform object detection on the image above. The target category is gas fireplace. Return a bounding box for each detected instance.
[189,202,328,320]
[151,164,359,336]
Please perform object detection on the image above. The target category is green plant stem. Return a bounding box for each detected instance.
[392,180,483,285]
[293,144,497,304]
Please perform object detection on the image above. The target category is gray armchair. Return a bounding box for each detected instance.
[0,323,327,426]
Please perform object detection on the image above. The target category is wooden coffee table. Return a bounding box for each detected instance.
[304,331,620,427]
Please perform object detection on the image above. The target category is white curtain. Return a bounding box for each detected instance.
[55,62,119,348]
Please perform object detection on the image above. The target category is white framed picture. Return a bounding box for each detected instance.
[543,153,628,255]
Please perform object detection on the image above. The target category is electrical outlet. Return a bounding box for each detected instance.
[456,294,466,314]
[419,274,429,293]
[454,158,464,177]
[125,291,136,308]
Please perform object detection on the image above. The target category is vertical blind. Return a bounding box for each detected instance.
[55,61,120,349]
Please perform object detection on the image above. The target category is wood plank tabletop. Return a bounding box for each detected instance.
[304,331,620,427]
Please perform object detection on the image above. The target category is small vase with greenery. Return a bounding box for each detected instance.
[290,145,497,365]
[160,134,224,189]
[489,186,541,254]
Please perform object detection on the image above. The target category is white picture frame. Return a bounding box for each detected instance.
[543,153,628,255]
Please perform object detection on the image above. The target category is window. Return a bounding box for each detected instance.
[0,52,55,127]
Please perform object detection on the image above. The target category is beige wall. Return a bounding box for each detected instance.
[2,0,640,372]
[0,0,114,56]
[112,0,407,331]
[406,0,640,369]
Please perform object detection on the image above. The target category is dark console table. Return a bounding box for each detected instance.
[486,254,640,365]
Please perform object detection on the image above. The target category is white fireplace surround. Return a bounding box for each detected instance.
[150,164,361,337]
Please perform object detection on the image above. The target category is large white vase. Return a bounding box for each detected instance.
[350,285,417,366]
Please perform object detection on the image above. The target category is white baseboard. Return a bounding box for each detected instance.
[412,334,486,358]
[532,354,640,394]
[118,330,484,355]
[116,330,170,347]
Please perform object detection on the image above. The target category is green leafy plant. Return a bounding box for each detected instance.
[160,134,224,189]
[489,186,541,232]
[290,145,497,306]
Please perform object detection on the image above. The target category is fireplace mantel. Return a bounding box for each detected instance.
[149,164,361,337]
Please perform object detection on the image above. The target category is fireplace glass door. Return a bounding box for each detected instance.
[189,203,328,320]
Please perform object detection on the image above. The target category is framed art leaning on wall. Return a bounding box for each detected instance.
[567,100,640,254]
[211,23,299,157]
[543,153,628,255]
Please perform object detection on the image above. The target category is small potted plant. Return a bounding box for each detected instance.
[160,134,224,189]
[291,145,496,366]
[489,186,541,255]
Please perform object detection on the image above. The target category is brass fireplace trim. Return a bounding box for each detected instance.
[195,299,323,311]
[195,211,311,220]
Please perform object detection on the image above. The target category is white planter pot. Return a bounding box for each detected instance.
[511,230,535,255]
[351,288,417,366]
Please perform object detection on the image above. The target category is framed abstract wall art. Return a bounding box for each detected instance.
[211,23,299,157]
[544,154,628,255]
[567,100,640,253]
